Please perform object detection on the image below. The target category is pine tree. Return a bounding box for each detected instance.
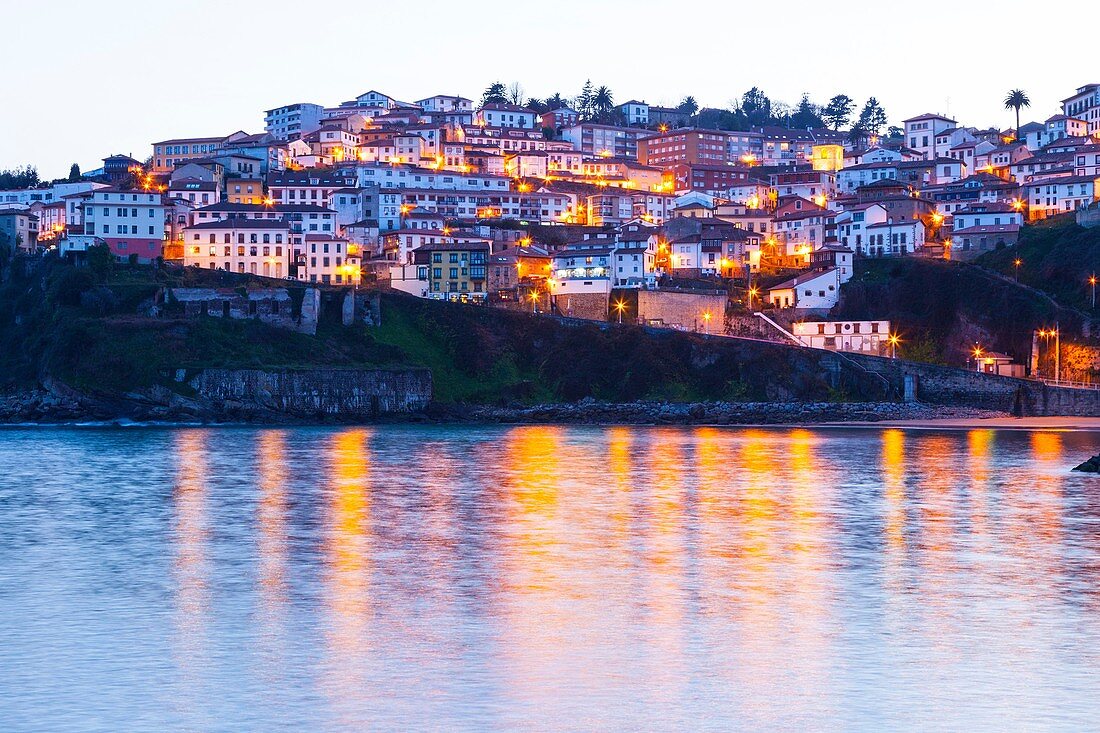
[577,80,595,120]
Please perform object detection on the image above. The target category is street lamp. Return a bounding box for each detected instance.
[1090,274,1097,308]
[1013,258,1022,282]
[887,333,900,359]
[1038,326,1061,383]
[972,344,983,372]
[702,310,712,334]
[613,298,626,324]
[529,290,540,313]
[748,286,759,311]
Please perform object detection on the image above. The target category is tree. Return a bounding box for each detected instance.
[481,81,508,106]
[507,81,525,106]
[545,92,568,111]
[67,163,81,182]
[1004,89,1031,141]
[87,243,115,282]
[739,87,772,126]
[678,96,698,116]
[857,97,888,135]
[791,94,824,129]
[886,125,904,140]
[576,80,595,120]
[0,165,39,190]
[526,98,549,114]
[593,86,614,117]
[822,94,854,130]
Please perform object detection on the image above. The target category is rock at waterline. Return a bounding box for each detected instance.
[1072,455,1100,472]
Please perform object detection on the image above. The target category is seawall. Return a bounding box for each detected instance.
[181,368,433,418]
[0,367,433,424]
[842,351,1100,416]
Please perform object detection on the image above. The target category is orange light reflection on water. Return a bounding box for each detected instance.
[323,428,373,714]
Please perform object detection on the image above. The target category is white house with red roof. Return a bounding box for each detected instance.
[477,103,537,129]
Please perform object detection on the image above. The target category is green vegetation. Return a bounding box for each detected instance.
[1,254,888,407]
[978,214,1100,312]
[833,256,1082,366]
[0,256,404,395]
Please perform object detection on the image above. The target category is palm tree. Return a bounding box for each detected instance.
[593,86,614,115]
[545,92,568,111]
[1004,89,1031,142]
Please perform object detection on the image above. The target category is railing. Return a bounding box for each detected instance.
[1036,378,1100,391]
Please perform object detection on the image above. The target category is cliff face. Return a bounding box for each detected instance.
[184,368,432,417]
[0,367,432,424]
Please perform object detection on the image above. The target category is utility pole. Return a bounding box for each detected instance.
[1056,323,1061,384]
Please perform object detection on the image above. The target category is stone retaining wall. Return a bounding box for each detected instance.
[183,367,433,418]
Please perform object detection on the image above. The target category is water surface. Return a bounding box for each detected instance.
[2,425,1100,731]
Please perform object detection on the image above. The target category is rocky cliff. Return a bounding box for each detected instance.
[0,367,432,424]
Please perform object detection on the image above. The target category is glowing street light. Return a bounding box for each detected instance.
[1090,273,1097,308]
[613,298,627,324]
[887,333,901,359]
[702,310,712,334]
[1038,326,1061,383]
[1013,257,1022,282]
[529,290,540,313]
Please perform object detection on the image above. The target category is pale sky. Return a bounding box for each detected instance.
[1,0,1093,179]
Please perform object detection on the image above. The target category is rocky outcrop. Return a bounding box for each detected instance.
[1072,454,1100,472]
[0,367,432,424]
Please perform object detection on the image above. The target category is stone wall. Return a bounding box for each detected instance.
[843,350,1100,416]
[342,291,382,327]
[636,290,728,332]
[1077,202,1100,229]
[168,287,321,335]
[183,367,432,418]
[554,292,608,321]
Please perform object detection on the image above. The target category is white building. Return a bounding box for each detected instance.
[1025,175,1100,219]
[1061,84,1100,135]
[182,218,292,278]
[264,102,323,141]
[617,100,649,126]
[792,320,892,353]
[81,188,168,261]
[302,234,359,285]
[903,113,957,160]
[835,203,924,257]
[768,268,841,309]
[549,243,614,297]
[478,103,537,129]
[416,95,473,114]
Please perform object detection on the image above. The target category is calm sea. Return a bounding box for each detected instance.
[2,425,1100,731]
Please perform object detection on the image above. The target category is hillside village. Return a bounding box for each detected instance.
[3,83,1100,366]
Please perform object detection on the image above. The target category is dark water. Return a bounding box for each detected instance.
[2,425,1100,732]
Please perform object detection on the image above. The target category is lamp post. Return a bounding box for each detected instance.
[1014,258,1022,283]
[530,290,539,314]
[613,299,626,324]
[1090,274,1097,308]
[1055,324,1061,384]
[703,310,711,334]
[888,333,900,359]
[1037,327,1061,383]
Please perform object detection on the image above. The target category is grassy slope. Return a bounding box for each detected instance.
[832,254,1087,367]
[978,214,1100,312]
